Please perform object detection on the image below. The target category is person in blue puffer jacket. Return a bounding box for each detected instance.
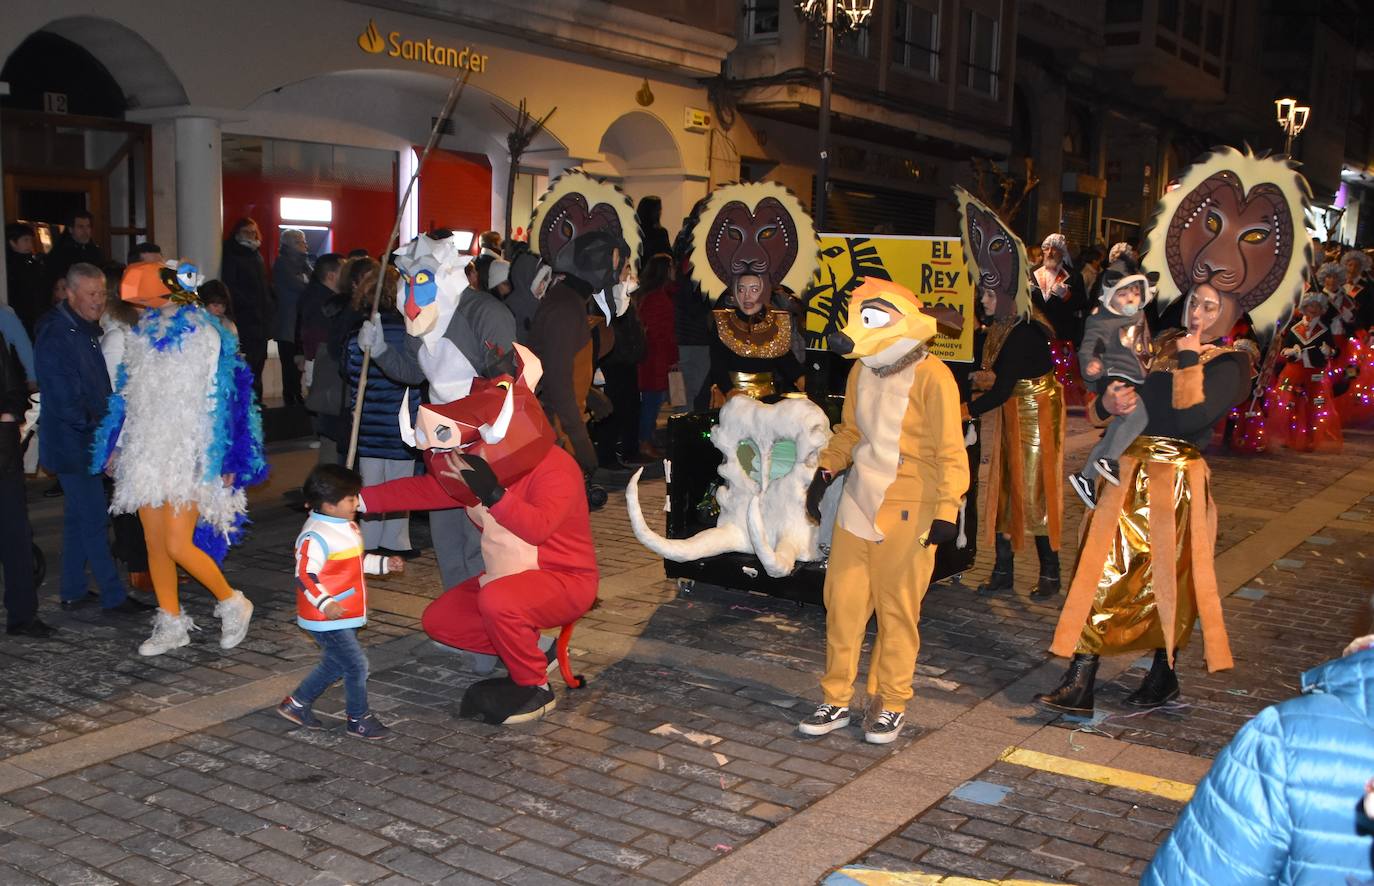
[1144,598,1374,886]
[344,263,419,555]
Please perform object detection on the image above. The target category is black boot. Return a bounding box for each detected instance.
[1033,653,1098,716]
[1124,648,1180,708]
[977,535,1014,595]
[1030,535,1061,598]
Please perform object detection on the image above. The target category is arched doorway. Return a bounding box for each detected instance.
[596,110,686,240]
[239,69,570,248]
[1,18,186,262]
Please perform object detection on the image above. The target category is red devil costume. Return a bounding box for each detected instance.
[359,346,597,724]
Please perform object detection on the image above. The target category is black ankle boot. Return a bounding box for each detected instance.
[977,535,1015,595]
[1125,648,1180,708]
[1030,535,1061,598]
[1033,653,1098,716]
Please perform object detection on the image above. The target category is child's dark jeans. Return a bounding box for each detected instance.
[293,628,369,719]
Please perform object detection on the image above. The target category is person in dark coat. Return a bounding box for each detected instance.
[272,229,312,406]
[503,245,549,346]
[33,263,145,615]
[220,218,273,400]
[636,197,672,270]
[5,222,49,338]
[46,211,103,292]
[671,222,713,412]
[0,320,50,637]
[344,263,419,554]
[297,253,344,368]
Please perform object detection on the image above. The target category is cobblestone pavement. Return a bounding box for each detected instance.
[0,422,1371,885]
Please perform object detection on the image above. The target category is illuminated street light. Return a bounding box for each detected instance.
[1275,97,1310,156]
[796,0,875,230]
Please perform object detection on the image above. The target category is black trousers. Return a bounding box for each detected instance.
[106,476,148,572]
[0,425,37,628]
[593,363,640,463]
[242,337,268,402]
[277,340,302,405]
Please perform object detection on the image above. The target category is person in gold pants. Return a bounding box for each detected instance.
[1036,146,1312,715]
[797,280,968,745]
[955,187,1065,598]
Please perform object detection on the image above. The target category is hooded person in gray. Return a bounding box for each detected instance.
[1069,258,1156,509]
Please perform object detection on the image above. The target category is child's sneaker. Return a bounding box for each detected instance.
[276,696,323,730]
[797,703,850,736]
[1069,472,1098,509]
[346,712,391,740]
[1095,458,1121,486]
[864,709,905,744]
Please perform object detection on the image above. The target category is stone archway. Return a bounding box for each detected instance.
[18,16,189,110]
[597,110,687,236]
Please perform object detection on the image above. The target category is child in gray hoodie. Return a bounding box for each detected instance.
[1069,258,1156,509]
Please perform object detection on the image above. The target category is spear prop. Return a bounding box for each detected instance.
[345,71,471,469]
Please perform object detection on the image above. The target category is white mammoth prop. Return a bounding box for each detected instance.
[626,396,832,577]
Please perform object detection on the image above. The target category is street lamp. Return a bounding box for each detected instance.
[1274,97,1311,156]
[796,0,875,230]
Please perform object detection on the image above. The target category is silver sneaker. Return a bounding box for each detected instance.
[139,610,196,657]
[214,591,253,650]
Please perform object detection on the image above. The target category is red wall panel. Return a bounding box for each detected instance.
[415,148,492,240]
[221,171,398,268]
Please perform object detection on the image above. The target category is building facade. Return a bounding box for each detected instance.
[0,0,736,302]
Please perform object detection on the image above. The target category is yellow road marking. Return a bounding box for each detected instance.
[998,747,1195,802]
[830,869,1058,885]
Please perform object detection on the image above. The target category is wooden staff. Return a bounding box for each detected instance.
[345,71,470,469]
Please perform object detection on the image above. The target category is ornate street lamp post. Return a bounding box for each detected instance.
[796,0,875,230]
[1274,97,1311,156]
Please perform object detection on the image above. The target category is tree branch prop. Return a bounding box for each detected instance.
[969,156,1041,224]
[494,99,556,241]
[345,71,471,469]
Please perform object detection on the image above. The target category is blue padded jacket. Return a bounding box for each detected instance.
[1143,648,1374,885]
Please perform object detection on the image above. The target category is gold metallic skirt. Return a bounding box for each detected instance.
[986,372,1065,551]
[1051,435,1233,671]
[730,371,776,400]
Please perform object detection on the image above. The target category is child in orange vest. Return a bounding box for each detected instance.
[276,465,403,739]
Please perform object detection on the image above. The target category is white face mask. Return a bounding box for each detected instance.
[237,232,261,250]
[1115,302,1140,317]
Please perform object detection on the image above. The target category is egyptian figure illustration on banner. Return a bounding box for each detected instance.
[805,235,975,363]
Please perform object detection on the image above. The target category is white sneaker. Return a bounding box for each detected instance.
[864,709,905,744]
[215,591,253,649]
[139,610,196,657]
[798,703,851,736]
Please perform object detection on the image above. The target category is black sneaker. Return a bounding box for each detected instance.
[864,709,905,744]
[797,703,850,736]
[1069,473,1098,509]
[6,618,55,639]
[346,712,392,740]
[1095,458,1121,486]
[501,685,558,725]
[104,597,157,615]
[276,696,323,730]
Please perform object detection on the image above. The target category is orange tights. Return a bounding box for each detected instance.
[139,504,233,614]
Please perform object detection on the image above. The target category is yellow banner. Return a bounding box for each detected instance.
[805,235,974,363]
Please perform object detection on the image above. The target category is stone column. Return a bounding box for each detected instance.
[173,116,223,274]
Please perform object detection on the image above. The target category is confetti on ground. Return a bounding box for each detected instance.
[651,723,724,746]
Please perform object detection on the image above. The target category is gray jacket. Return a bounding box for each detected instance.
[1078,308,1150,385]
[372,287,516,395]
